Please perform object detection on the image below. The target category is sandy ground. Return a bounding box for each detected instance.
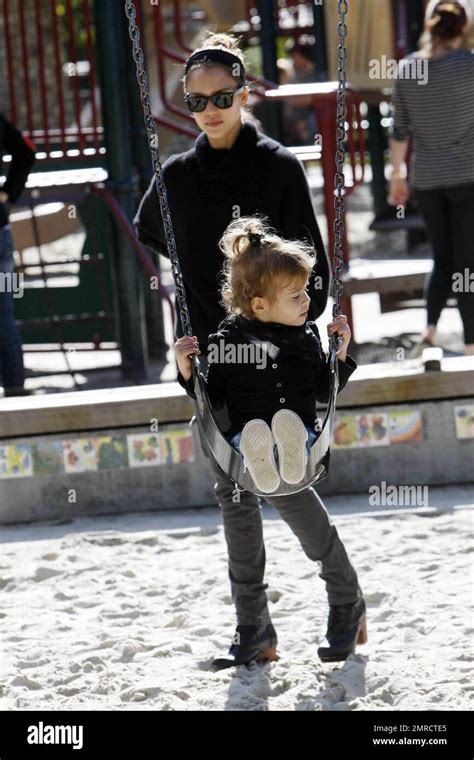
[1,486,472,711]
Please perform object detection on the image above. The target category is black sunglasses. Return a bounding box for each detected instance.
[184,86,244,113]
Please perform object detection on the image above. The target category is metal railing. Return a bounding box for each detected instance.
[1,0,103,164]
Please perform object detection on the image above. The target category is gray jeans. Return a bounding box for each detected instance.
[192,408,361,626]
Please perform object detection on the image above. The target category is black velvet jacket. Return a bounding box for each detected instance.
[177,314,356,439]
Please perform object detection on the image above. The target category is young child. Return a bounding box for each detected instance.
[175,216,366,668]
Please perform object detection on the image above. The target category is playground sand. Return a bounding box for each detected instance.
[0,496,472,711]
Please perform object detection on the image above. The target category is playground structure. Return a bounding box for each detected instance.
[1,0,448,382]
[1,1,473,520]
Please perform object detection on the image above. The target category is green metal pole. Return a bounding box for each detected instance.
[368,103,391,221]
[256,0,282,142]
[312,1,329,82]
[93,0,148,381]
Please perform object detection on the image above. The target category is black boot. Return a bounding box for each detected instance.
[3,386,33,397]
[211,623,278,671]
[318,595,367,663]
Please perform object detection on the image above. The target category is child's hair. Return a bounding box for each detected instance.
[183,33,247,88]
[218,216,315,319]
[419,1,470,50]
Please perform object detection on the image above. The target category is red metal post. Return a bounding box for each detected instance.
[34,0,50,154]
[173,0,194,54]
[66,0,84,151]
[51,0,67,155]
[18,0,34,135]
[152,1,195,123]
[83,0,101,153]
[3,0,17,123]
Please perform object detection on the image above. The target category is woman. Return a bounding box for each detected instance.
[134,36,361,669]
[134,33,330,352]
[388,0,474,356]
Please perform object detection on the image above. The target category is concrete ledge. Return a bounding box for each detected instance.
[0,383,195,438]
[1,357,473,438]
[1,397,473,524]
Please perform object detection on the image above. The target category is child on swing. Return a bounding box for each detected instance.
[175,216,366,668]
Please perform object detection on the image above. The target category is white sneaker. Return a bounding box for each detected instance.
[271,409,308,485]
[239,419,281,494]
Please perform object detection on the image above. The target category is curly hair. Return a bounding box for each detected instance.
[218,216,315,319]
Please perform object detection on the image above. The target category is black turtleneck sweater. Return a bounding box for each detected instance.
[0,114,36,228]
[177,313,356,439]
[134,120,330,349]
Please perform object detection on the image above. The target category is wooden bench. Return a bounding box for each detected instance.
[287,145,323,163]
[342,258,432,297]
[10,203,81,252]
[369,214,425,233]
[341,257,439,313]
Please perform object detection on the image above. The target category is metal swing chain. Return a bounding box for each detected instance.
[124,0,193,340]
[332,0,348,328]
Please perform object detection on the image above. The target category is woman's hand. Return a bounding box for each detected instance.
[175,335,200,382]
[327,314,351,362]
[388,177,410,207]
[0,191,9,203]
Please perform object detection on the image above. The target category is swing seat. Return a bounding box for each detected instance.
[190,344,339,497]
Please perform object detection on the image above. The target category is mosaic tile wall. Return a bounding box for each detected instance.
[0,425,194,480]
[1,406,472,481]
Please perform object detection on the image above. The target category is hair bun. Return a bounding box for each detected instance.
[248,232,263,248]
[436,2,462,14]
[428,1,468,39]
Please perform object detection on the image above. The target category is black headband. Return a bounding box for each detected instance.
[184,48,246,82]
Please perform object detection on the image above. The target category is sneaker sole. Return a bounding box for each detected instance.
[240,419,281,494]
[211,645,279,671]
[272,410,308,484]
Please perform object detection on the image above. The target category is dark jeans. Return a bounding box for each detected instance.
[192,412,361,626]
[0,225,24,389]
[414,183,474,344]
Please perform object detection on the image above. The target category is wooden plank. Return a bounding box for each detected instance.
[343,259,432,296]
[343,272,427,295]
[369,214,425,232]
[11,204,81,251]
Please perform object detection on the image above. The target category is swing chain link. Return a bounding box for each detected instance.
[124,0,194,339]
[332,0,348,324]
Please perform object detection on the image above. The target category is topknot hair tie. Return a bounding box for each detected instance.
[248,232,264,248]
